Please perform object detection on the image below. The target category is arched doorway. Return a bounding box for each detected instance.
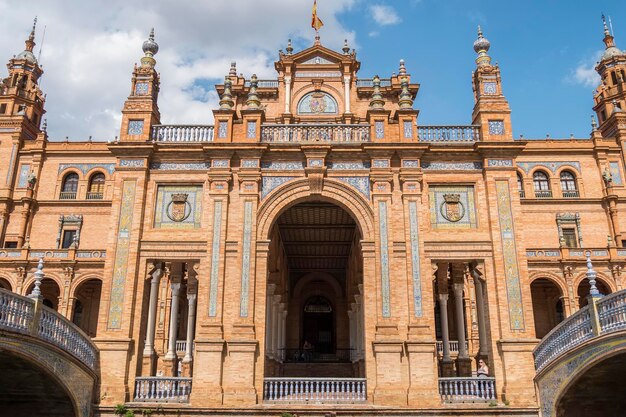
[578,279,612,308]
[27,278,61,310]
[0,351,77,416]
[556,352,626,416]
[0,277,11,291]
[71,279,102,337]
[531,278,565,338]
[264,201,364,378]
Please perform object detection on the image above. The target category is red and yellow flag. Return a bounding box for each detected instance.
[311,0,324,31]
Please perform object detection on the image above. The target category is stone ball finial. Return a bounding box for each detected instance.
[142,28,159,56]
[473,25,491,53]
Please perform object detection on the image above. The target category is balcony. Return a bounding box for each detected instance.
[263,377,366,403]
[562,190,580,198]
[244,80,279,88]
[86,192,103,200]
[519,190,526,198]
[151,125,215,142]
[438,377,497,403]
[134,377,192,403]
[59,191,77,200]
[436,340,469,355]
[417,125,480,143]
[261,124,370,143]
[355,78,392,87]
[534,190,553,199]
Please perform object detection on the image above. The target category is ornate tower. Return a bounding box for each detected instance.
[0,18,46,139]
[119,29,161,142]
[470,26,513,141]
[593,16,626,136]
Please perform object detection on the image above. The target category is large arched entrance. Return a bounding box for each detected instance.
[556,352,626,416]
[71,279,103,337]
[531,278,565,338]
[264,201,364,379]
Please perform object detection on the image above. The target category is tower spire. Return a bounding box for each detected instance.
[473,25,491,67]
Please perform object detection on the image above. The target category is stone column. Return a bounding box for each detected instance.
[344,75,351,113]
[473,275,489,358]
[284,76,291,114]
[142,265,162,375]
[271,295,281,360]
[438,293,454,376]
[355,293,363,360]
[348,307,356,361]
[279,308,287,362]
[183,294,197,363]
[164,282,182,367]
[453,282,471,376]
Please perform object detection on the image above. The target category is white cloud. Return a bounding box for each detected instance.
[369,5,401,26]
[567,51,602,88]
[0,0,357,141]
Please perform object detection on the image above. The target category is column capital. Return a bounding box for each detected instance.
[171,282,182,293]
[438,293,449,302]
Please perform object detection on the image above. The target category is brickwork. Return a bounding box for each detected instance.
[0,22,625,416]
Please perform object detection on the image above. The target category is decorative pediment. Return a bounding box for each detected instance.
[301,55,335,65]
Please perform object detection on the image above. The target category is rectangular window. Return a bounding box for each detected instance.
[3,241,18,249]
[562,228,578,248]
[0,103,6,114]
[61,230,77,249]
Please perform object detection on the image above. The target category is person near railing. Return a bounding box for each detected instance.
[477,359,489,378]
[302,340,313,362]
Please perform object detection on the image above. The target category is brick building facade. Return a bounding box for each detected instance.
[1,19,626,416]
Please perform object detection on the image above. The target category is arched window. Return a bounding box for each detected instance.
[560,171,579,198]
[87,173,105,199]
[60,173,79,199]
[517,173,525,198]
[533,171,551,198]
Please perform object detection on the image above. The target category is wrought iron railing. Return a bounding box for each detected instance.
[261,124,370,143]
[263,377,366,402]
[439,377,496,402]
[151,125,215,142]
[86,192,103,200]
[134,377,192,402]
[417,125,480,142]
[59,191,77,200]
[562,190,580,198]
[534,190,553,199]
[0,288,97,371]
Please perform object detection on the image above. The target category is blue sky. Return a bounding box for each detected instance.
[0,0,623,140]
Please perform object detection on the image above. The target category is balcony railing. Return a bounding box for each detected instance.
[175,340,194,353]
[86,192,103,200]
[534,190,553,199]
[562,190,580,198]
[134,377,192,402]
[59,191,77,200]
[151,125,215,142]
[261,124,370,143]
[355,78,392,87]
[244,80,279,88]
[439,377,496,402]
[417,125,480,142]
[0,288,97,370]
[519,190,526,198]
[436,340,469,355]
[263,377,366,403]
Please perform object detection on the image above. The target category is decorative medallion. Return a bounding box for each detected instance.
[483,82,497,95]
[134,82,149,95]
[440,193,465,222]
[128,120,144,136]
[166,193,191,222]
[488,120,504,135]
[297,91,338,114]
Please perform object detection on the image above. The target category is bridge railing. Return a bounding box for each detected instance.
[0,288,98,371]
[534,288,626,372]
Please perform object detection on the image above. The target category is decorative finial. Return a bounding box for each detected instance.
[286,39,293,55]
[314,33,321,46]
[229,61,237,77]
[342,39,350,55]
[398,77,413,109]
[612,99,622,113]
[602,14,610,36]
[28,17,37,44]
[141,28,159,68]
[246,74,261,109]
[369,75,385,110]
[600,15,623,60]
[29,258,45,300]
[399,59,407,76]
[219,77,235,110]
[584,251,601,297]
[591,114,598,130]
[473,25,492,67]
[42,118,47,132]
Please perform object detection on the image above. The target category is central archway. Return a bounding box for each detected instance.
[263,200,366,379]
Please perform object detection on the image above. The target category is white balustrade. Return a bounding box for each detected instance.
[533,305,593,371]
[244,80,279,88]
[439,377,496,402]
[151,125,215,142]
[598,290,626,333]
[175,340,192,353]
[261,124,370,143]
[436,340,468,355]
[417,125,480,142]
[264,378,366,403]
[38,306,97,370]
[0,290,33,334]
[134,377,192,402]
[355,78,392,87]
